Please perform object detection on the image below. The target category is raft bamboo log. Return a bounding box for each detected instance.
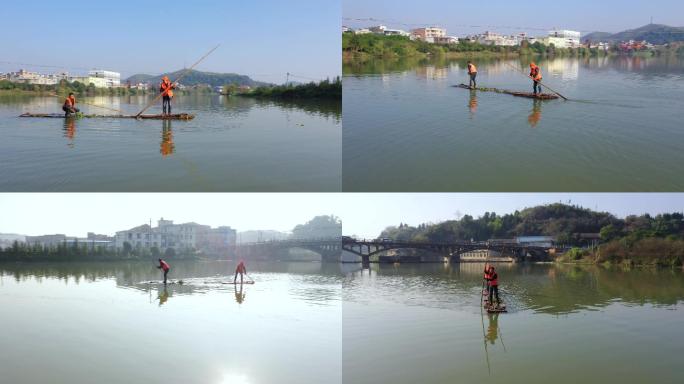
[503,62,569,101]
[135,45,220,117]
[454,84,560,100]
[19,113,195,120]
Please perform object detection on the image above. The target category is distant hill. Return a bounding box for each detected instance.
[125,69,272,87]
[582,24,684,45]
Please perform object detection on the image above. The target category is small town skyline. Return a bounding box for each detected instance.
[342,0,684,36]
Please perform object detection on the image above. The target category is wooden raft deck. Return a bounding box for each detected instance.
[454,84,559,100]
[19,113,195,120]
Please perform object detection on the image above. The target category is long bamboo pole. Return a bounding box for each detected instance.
[504,62,569,101]
[50,93,123,113]
[135,45,220,117]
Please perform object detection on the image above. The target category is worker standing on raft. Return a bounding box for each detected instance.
[159,76,175,115]
[157,258,171,284]
[530,63,543,95]
[484,265,501,308]
[234,259,247,284]
[467,61,478,89]
[62,93,79,117]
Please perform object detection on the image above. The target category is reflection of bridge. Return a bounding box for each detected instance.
[342,239,551,263]
[236,239,342,262]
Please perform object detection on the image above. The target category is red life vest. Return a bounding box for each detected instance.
[236,261,246,274]
[488,271,498,286]
[159,260,170,271]
[160,80,174,97]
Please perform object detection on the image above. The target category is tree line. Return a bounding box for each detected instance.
[377,203,684,266]
[237,77,341,100]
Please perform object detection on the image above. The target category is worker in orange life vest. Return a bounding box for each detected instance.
[530,63,543,95]
[234,259,247,284]
[467,61,478,89]
[157,258,171,284]
[62,93,79,116]
[484,265,500,307]
[159,76,175,115]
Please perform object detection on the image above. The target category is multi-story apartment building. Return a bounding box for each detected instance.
[410,27,447,43]
[545,30,581,48]
[115,218,236,254]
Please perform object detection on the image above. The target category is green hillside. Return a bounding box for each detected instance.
[583,24,684,45]
[125,69,272,87]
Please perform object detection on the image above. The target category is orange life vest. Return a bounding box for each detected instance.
[64,96,76,108]
[160,80,174,98]
[468,63,477,74]
[530,66,542,81]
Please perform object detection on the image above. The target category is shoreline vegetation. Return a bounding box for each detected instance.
[342,33,684,61]
[0,79,207,97]
[229,77,341,100]
[378,204,684,268]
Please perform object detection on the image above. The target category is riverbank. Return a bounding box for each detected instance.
[558,238,684,267]
[238,77,341,100]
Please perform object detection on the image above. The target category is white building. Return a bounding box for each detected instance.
[475,31,521,47]
[115,218,236,253]
[411,27,447,42]
[546,30,581,48]
[354,28,371,35]
[87,70,121,87]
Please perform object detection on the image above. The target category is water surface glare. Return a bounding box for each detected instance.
[0,261,343,384]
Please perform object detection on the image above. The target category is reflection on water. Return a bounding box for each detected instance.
[160,120,175,157]
[343,263,684,384]
[468,91,478,118]
[0,94,341,191]
[0,261,343,384]
[343,55,684,191]
[528,99,543,128]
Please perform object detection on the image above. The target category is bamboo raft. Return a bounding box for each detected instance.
[19,113,195,120]
[455,84,559,100]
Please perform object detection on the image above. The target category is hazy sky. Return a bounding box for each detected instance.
[343,0,684,36]
[1,194,682,239]
[0,0,340,83]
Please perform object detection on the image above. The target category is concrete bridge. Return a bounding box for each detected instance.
[342,239,552,263]
[236,239,342,262]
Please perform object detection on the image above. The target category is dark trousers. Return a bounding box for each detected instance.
[469,73,477,88]
[488,285,500,305]
[62,106,80,116]
[162,96,172,114]
[234,271,244,284]
[163,269,169,284]
[533,81,542,94]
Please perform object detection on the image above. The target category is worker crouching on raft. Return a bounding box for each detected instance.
[484,265,501,308]
[530,63,543,95]
[62,93,79,116]
[159,76,176,115]
[157,258,171,284]
[234,259,247,284]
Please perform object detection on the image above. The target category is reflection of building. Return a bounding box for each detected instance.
[415,66,448,80]
[115,218,236,254]
[546,59,579,80]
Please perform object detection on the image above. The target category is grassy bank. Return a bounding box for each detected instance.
[559,238,684,267]
[239,77,341,100]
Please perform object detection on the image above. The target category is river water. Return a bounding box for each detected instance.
[0,261,343,384]
[0,95,341,191]
[343,263,684,384]
[343,56,684,192]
